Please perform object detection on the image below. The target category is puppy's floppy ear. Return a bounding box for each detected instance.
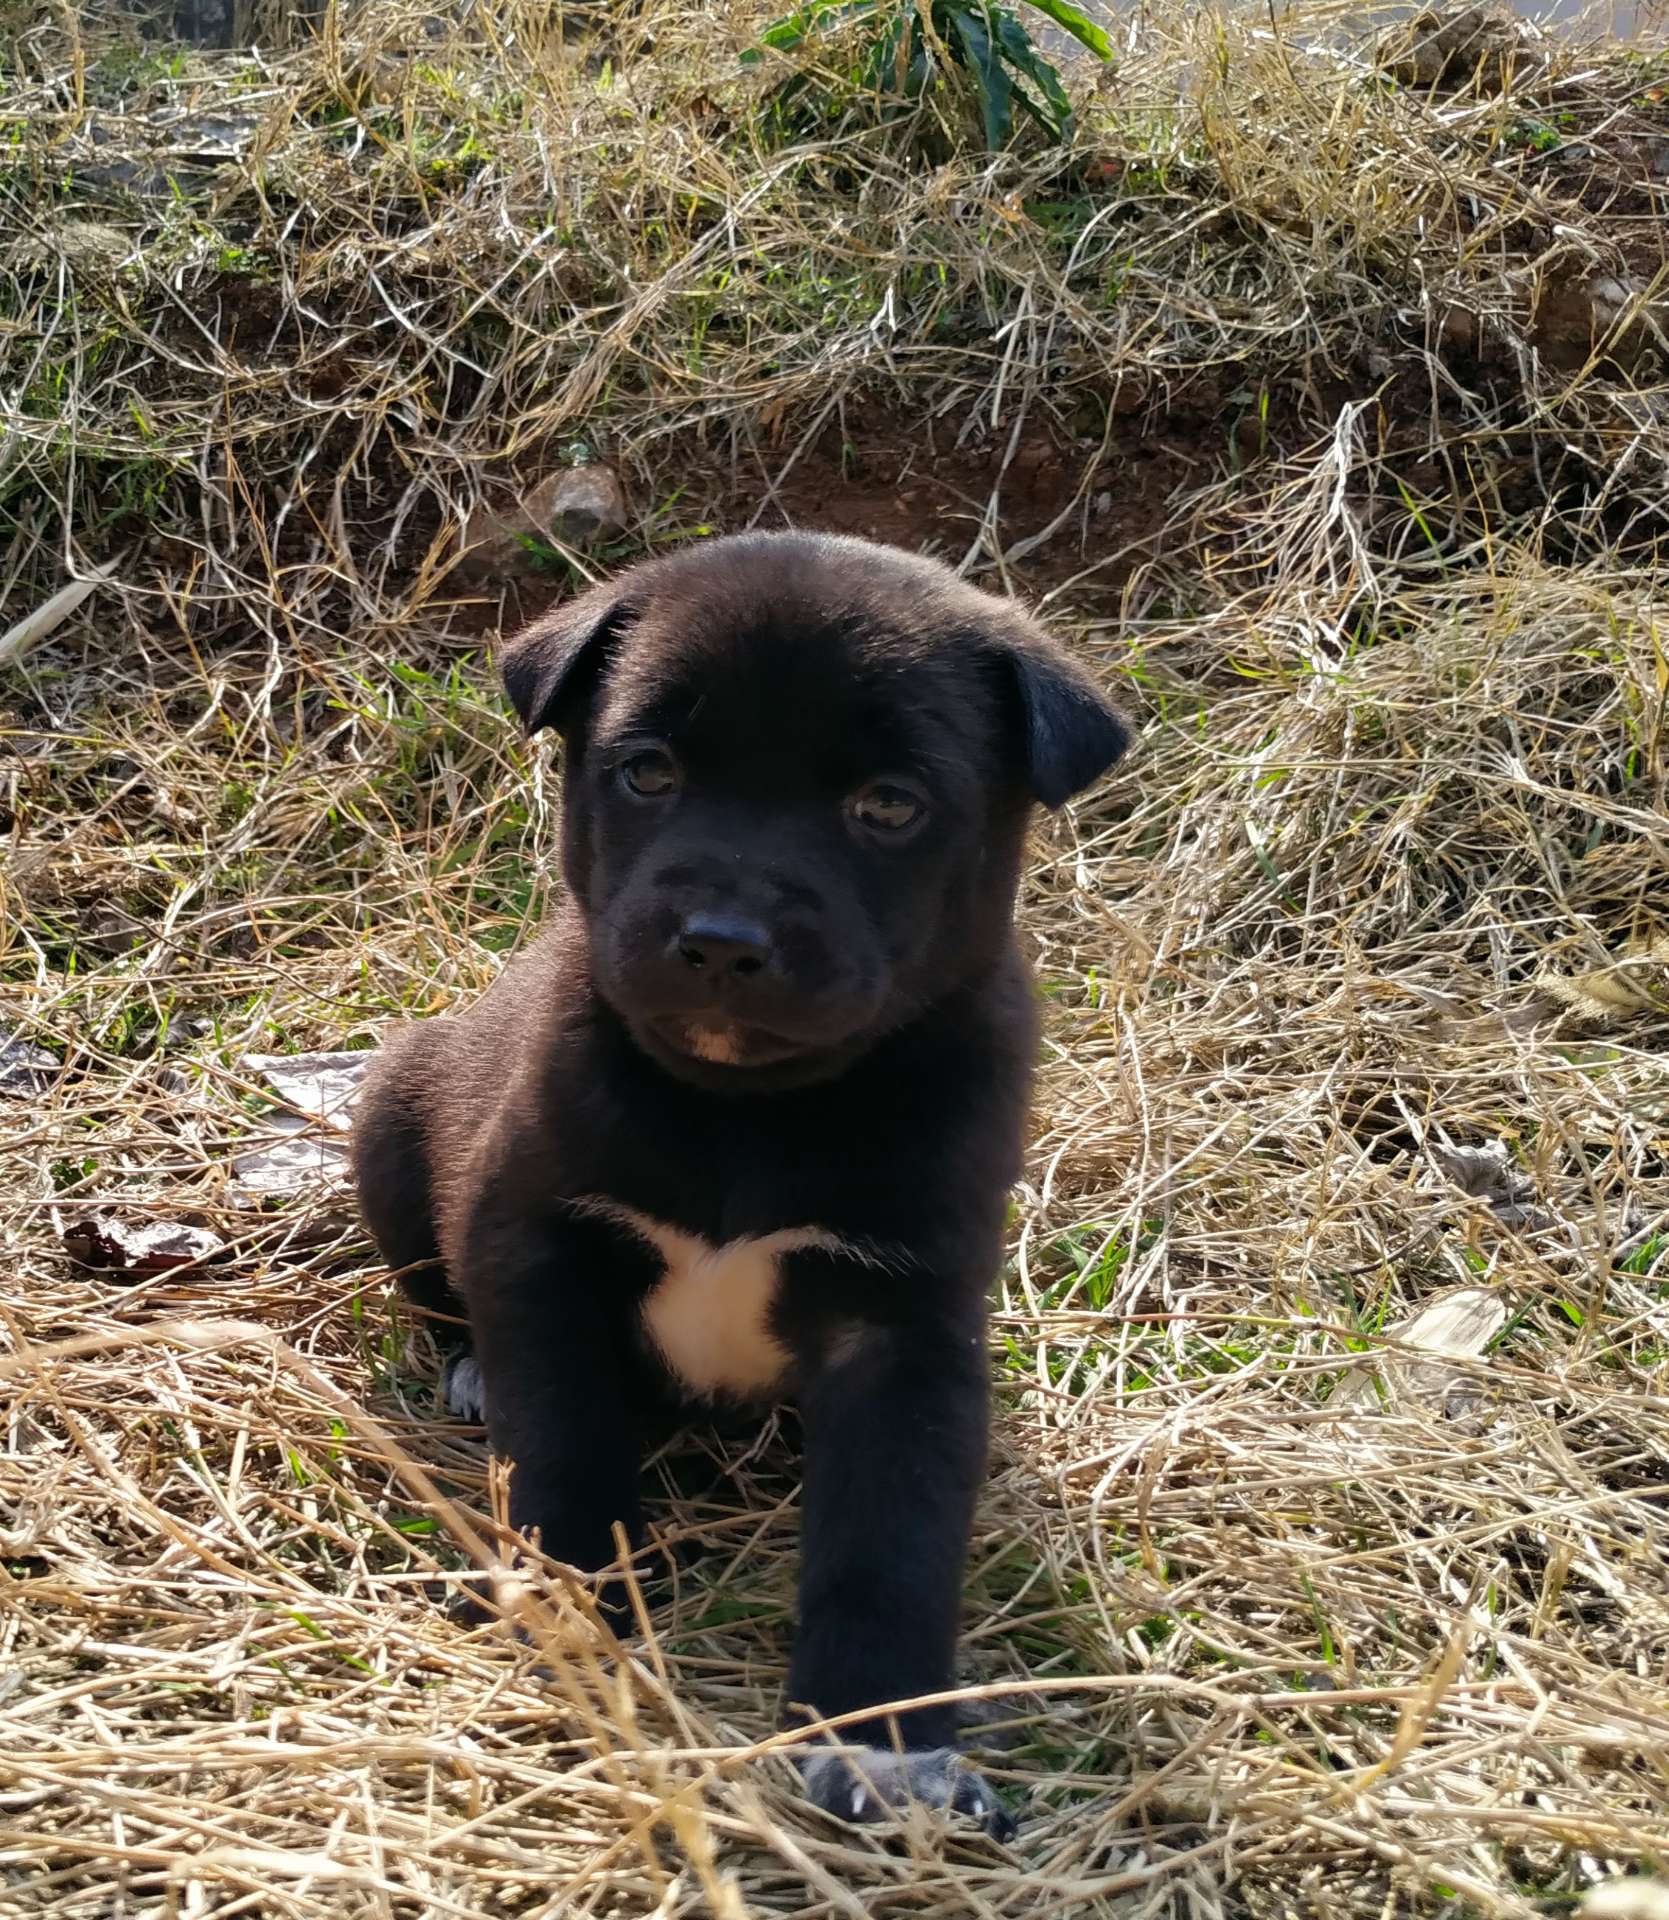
[498,576,636,738]
[997,627,1131,810]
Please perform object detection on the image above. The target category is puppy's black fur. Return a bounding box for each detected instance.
[352,531,1128,1832]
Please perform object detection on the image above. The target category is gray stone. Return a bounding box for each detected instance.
[540,465,629,546]
[457,465,630,578]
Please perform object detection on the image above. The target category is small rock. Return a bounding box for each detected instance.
[1385,4,1536,92]
[457,502,540,580]
[1433,303,1512,369]
[539,465,629,546]
[457,465,629,578]
[1590,275,1634,321]
[1439,304,1481,353]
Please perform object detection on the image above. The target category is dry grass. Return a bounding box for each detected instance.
[3,1,1669,1913]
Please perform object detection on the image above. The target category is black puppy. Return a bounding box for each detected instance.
[351,530,1128,1833]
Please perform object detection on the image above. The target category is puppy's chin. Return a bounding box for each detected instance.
[630,1016,867,1095]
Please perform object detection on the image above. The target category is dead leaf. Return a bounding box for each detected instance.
[231,1114,354,1200]
[0,558,121,668]
[1331,1286,1509,1417]
[227,1052,372,1202]
[1428,1140,1541,1226]
[63,1213,225,1282]
[0,1031,60,1098]
[1538,938,1669,1022]
[242,1050,371,1131]
[1585,1885,1669,1920]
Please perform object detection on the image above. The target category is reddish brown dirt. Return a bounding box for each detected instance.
[715,399,1210,603]
[428,318,1645,646]
[456,397,1227,641]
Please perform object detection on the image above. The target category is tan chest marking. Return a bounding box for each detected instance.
[573,1201,899,1401]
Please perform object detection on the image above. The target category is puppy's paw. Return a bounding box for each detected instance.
[440,1351,487,1424]
[798,1745,1015,1841]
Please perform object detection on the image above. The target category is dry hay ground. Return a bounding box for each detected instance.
[2,1,1669,1914]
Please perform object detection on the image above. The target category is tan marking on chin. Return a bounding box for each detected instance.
[684,1025,742,1065]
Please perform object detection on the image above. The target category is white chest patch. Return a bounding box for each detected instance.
[573,1201,889,1402]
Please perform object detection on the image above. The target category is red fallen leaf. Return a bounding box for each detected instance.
[63,1213,225,1281]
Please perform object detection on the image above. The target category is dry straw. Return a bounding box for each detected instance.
[2,0,1667,1913]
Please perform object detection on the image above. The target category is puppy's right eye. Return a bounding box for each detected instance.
[619,749,679,798]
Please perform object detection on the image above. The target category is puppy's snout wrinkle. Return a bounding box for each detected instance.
[674,910,773,979]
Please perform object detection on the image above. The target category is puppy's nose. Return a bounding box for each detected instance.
[675,912,772,978]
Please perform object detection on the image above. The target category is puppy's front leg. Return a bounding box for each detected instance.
[788,1313,1012,1838]
[463,1208,642,1591]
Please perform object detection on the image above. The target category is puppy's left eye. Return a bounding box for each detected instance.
[849,782,927,836]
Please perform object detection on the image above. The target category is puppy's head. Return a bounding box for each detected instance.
[499,532,1128,1091]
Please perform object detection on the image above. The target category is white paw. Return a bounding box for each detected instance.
[799,1745,1014,1839]
[441,1352,487,1423]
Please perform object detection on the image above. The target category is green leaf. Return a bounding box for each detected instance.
[948,7,1014,148]
[1023,0,1114,60]
[753,0,876,57]
[992,9,1074,136]
[757,19,807,53]
[857,9,915,94]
